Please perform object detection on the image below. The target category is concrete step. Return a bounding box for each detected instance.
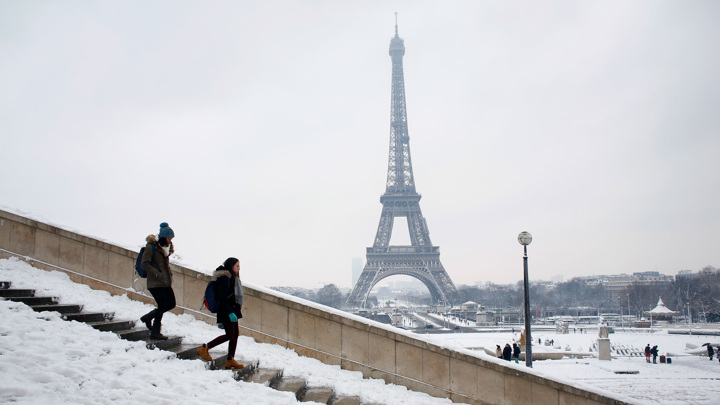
[118,328,151,341]
[12,296,57,306]
[63,312,113,323]
[231,359,259,381]
[273,377,307,400]
[330,396,361,405]
[0,288,33,297]
[87,319,136,332]
[164,343,205,360]
[244,368,283,386]
[30,304,83,314]
[116,328,183,350]
[204,352,231,371]
[147,335,183,350]
[210,357,257,370]
[188,347,228,370]
[301,387,335,404]
[192,348,256,372]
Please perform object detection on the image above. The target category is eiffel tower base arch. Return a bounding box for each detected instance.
[347,249,459,308]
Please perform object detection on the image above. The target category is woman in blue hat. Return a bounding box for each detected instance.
[139,222,177,340]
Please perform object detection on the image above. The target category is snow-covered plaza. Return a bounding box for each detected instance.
[424,328,720,405]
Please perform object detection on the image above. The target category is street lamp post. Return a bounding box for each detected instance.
[627,293,630,324]
[518,231,533,368]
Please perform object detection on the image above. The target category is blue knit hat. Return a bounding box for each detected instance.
[158,222,175,238]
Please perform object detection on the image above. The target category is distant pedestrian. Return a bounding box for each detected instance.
[650,345,659,364]
[708,344,715,361]
[197,257,245,369]
[644,344,651,363]
[139,222,176,340]
[503,343,512,361]
[495,345,502,358]
[513,343,520,363]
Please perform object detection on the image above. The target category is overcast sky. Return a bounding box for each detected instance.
[2,1,719,290]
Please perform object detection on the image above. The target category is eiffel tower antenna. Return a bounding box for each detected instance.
[347,20,459,308]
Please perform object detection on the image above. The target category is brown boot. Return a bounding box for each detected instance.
[197,345,212,361]
[225,358,244,369]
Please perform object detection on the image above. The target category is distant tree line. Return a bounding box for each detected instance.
[672,266,720,322]
[457,279,607,317]
[457,265,720,322]
[272,284,377,310]
[271,265,719,321]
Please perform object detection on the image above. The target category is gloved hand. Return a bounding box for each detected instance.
[229,313,238,322]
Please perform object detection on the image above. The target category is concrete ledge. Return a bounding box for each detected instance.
[0,208,632,405]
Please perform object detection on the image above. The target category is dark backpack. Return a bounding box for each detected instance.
[134,244,155,278]
[202,279,220,313]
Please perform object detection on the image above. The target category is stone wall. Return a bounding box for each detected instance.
[0,209,628,405]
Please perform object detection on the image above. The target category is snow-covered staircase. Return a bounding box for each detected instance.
[0,280,362,405]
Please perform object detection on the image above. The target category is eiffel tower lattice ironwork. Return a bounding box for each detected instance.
[347,21,459,308]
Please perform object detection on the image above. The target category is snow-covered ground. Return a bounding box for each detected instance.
[0,258,459,405]
[2,257,719,405]
[418,322,720,405]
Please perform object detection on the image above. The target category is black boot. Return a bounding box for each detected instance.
[150,320,168,340]
[140,310,156,331]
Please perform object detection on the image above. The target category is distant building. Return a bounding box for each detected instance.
[488,308,522,324]
[573,272,673,301]
[675,269,694,280]
[633,271,661,277]
[455,301,483,322]
[533,280,557,290]
[475,311,491,325]
[461,301,479,312]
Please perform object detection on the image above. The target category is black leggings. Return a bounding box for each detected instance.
[148,287,176,325]
[206,321,239,359]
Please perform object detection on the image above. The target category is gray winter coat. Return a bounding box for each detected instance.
[141,234,173,289]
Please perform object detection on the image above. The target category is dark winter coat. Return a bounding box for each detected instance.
[212,269,243,325]
[513,344,521,359]
[650,346,659,356]
[502,344,512,361]
[141,234,173,289]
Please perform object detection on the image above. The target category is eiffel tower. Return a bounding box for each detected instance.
[347,20,459,308]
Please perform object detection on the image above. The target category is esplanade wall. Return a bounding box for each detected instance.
[0,208,629,405]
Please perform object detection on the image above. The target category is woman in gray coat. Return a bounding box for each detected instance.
[139,222,176,340]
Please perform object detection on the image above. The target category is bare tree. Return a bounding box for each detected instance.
[316,284,343,309]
